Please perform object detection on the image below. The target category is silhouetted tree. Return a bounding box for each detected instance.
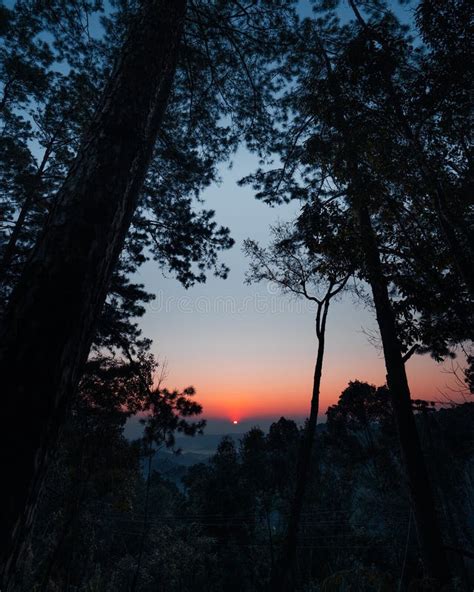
[0,1,235,297]
[244,221,351,590]
[0,0,298,582]
[0,4,187,583]
[20,345,207,592]
[240,2,474,585]
[131,384,205,592]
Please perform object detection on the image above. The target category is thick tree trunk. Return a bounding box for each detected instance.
[316,30,453,588]
[270,301,329,592]
[130,448,153,592]
[355,201,451,587]
[348,0,474,298]
[0,0,186,587]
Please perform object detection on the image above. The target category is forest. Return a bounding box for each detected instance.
[0,0,473,590]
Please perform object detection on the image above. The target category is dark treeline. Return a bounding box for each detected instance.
[19,383,474,592]
[0,0,472,590]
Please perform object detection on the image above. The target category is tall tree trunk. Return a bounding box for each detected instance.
[270,300,329,592]
[130,446,153,592]
[0,1,186,587]
[355,201,451,587]
[316,35,453,584]
[348,0,474,298]
[382,194,474,333]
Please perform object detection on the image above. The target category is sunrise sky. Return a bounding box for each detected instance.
[135,147,464,434]
[19,0,446,435]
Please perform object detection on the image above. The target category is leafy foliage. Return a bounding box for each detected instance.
[23,381,474,591]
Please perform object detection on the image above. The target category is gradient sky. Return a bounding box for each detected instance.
[29,0,457,436]
[135,145,463,434]
[8,0,460,435]
[102,0,464,434]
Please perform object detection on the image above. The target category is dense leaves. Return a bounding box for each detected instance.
[0,0,472,590]
[21,381,474,591]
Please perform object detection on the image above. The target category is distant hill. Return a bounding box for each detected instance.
[148,434,238,486]
[148,427,327,486]
[173,433,239,455]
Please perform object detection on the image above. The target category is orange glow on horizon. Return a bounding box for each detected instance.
[166,351,462,423]
[161,340,464,425]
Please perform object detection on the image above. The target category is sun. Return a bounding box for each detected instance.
[232,420,238,425]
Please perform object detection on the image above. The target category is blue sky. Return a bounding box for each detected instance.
[135,145,458,433]
[132,1,460,434]
[5,0,456,434]
[131,1,452,432]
